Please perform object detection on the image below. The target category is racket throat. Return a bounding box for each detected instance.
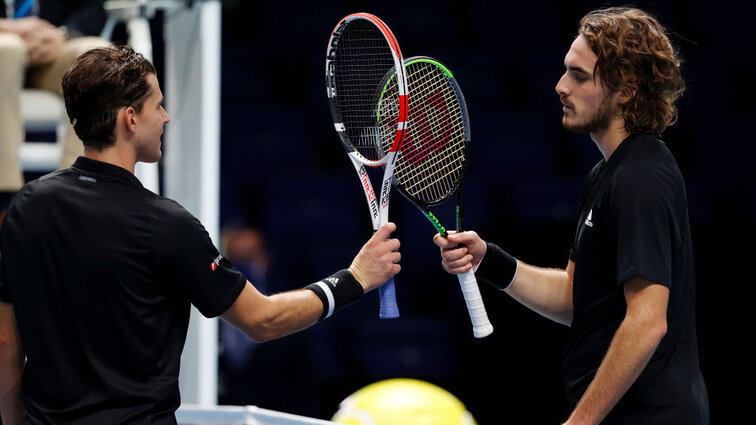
[423,211,447,236]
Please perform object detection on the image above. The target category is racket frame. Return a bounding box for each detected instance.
[391,56,493,337]
[391,57,470,229]
[325,13,409,318]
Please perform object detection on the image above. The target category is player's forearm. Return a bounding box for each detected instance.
[0,383,24,425]
[240,290,322,343]
[563,312,666,425]
[474,243,573,325]
[252,267,371,341]
[505,261,573,325]
[0,344,25,425]
[225,270,368,343]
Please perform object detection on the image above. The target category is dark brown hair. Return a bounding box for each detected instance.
[578,7,685,135]
[62,44,156,150]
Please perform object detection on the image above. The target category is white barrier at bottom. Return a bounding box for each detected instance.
[176,404,339,425]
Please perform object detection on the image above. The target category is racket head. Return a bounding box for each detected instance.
[389,56,471,210]
[326,13,409,167]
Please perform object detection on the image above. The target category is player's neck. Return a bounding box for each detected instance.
[84,142,137,174]
[590,117,629,161]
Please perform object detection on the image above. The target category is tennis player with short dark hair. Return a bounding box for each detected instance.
[434,7,708,424]
[0,45,401,425]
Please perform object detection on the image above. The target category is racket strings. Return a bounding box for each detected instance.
[334,21,399,162]
[393,63,467,204]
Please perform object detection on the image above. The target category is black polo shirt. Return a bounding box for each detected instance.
[0,157,246,424]
[565,134,708,424]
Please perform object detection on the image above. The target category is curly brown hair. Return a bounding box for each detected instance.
[578,7,685,135]
[62,45,156,150]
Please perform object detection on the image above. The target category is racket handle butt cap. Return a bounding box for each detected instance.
[473,323,494,338]
[379,305,400,319]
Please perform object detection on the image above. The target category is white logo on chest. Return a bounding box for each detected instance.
[584,209,594,227]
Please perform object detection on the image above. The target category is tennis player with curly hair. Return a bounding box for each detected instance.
[434,7,708,424]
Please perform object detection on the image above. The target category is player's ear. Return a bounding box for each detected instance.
[617,85,637,105]
[119,106,138,133]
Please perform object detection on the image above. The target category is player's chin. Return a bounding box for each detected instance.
[561,118,586,133]
[140,149,163,163]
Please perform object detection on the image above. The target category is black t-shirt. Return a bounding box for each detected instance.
[566,134,708,424]
[0,157,246,424]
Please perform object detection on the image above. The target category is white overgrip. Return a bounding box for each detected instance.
[457,270,493,338]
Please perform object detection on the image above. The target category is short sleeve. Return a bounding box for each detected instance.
[611,166,675,288]
[154,201,246,317]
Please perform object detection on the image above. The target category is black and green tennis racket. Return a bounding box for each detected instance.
[382,56,493,338]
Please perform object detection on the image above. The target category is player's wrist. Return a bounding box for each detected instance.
[475,242,517,291]
[471,238,488,272]
[306,269,365,320]
[347,263,368,290]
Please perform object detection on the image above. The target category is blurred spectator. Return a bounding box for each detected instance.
[218,226,270,400]
[0,0,109,213]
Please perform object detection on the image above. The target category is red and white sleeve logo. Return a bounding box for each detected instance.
[211,254,223,271]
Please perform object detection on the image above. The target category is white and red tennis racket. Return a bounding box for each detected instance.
[325,13,408,318]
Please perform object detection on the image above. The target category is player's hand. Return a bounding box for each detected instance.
[349,222,401,292]
[433,230,487,274]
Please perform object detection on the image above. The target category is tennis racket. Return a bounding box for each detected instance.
[382,56,493,337]
[326,13,408,319]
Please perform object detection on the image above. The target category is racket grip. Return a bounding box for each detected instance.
[378,277,399,319]
[457,270,493,338]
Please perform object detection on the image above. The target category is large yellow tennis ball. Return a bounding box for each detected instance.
[332,378,477,425]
